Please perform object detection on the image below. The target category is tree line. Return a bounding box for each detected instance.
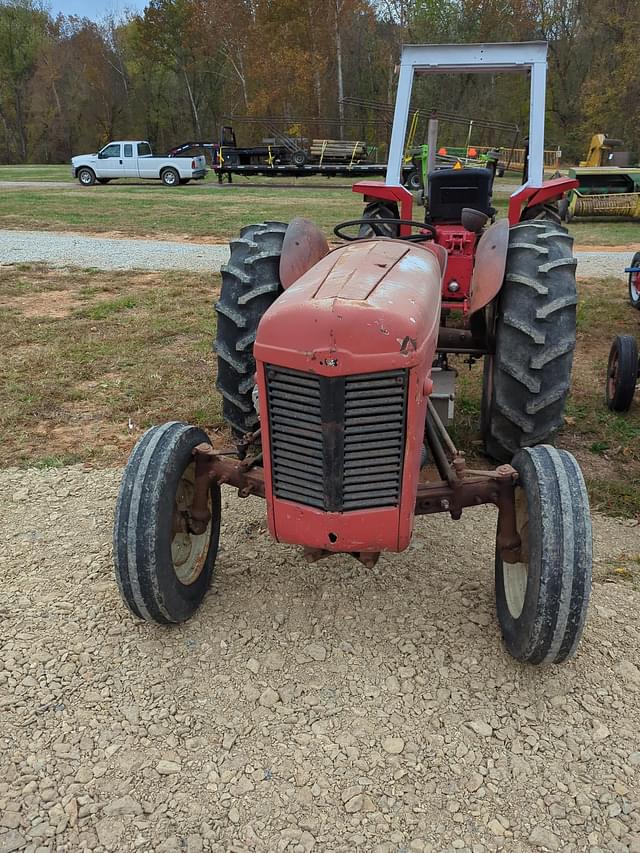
[0,0,638,164]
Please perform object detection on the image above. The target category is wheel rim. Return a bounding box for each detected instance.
[80,171,91,184]
[503,488,530,619]
[630,272,640,304]
[165,171,177,185]
[171,462,211,585]
[607,348,619,403]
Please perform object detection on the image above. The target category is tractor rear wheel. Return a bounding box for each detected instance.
[214,221,287,436]
[481,219,577,462]
[358,201,400,238]
[628,251,640,308]
[113,422,221,624]
[606,334,638,412]
[495,445,591,664]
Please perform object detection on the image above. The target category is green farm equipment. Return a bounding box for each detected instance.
[561,167,640,221]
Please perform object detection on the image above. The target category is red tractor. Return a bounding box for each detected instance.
[114,43,591,664]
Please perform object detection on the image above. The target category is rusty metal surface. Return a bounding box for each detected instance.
[279,217,330,289]
[468,218,509,316]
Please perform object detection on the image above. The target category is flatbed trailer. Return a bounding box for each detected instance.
[214,162,415,183]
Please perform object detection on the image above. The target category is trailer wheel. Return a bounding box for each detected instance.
[161,168,180,187]
[481,219,577,462]
[358,201,400,238]
[606,335,638,412]
[405,169,422,191]
[214,221,287,436]
[495,445,591,664]
[628,251,640,309]
[97,178,111,185]
[179,178,191,185]
[77,167,96,186]
[113,422,221,624]
[291,150,308,167]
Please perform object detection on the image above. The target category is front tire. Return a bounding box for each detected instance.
[214,222,287,436]
[496,445,592,664]
[482,219,577,462]
[628,251,640,309]
[161,168,180,187]
[113,422,221,624]
[78,167,96,186]
[606,335,638,412]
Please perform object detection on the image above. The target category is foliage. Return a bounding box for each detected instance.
[0,0,638,163]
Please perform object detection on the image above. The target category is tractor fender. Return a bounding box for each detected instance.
[280,217,330,289]
[468,219,509,316]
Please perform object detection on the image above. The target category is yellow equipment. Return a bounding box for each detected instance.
[580,133,625,167]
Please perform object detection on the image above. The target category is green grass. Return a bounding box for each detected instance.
[0,265,221,467]
[0,182,366,240]
[0,169,633,246]
[0,164,71,181]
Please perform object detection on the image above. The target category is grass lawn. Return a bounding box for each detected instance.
[2,263,639,523]
[0,172,637,245]
[0,164,71,181]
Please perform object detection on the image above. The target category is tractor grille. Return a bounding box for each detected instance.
[265,365,408,512]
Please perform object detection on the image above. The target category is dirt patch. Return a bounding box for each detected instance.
[5,288,76,318]
[574,244,635,253]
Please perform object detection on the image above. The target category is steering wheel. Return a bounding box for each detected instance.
[334,218,437,242]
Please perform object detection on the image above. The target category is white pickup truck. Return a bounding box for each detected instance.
[71,141,207,187]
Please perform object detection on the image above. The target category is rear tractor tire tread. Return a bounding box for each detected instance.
[214,221,287,435]
[483,219,577,462]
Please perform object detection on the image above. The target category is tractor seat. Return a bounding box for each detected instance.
[427,167,494,224]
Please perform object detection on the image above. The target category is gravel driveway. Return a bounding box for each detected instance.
[0,228,631,278]
[0,230,229,273]
[1,465,640,853]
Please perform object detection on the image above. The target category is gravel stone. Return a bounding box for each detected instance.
[382,736,405,754]
[1,466,640,851]
[0,229,229,272]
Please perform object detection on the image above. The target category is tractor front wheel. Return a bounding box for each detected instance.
[113,422,221,624]
[481,219,577,462]
[495,445,591,664]
[606,335,638,412]
[214,221,287,436]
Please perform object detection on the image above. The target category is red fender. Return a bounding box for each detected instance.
[279,217,330,289]
[468,219,509,316]
[508,177,578,225]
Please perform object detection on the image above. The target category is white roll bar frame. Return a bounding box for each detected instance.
[386,42,548,189]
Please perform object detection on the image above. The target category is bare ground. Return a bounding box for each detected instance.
[1,466,640,853]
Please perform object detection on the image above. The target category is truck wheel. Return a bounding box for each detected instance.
[97,178,111,185]
[291,150,308,167]
[161,168,180,187]
[481,219,577,462]
[495,445,591,664]
[606,335,638,412]
[78,167,96,186]
[113,422,221,624]
[628,251,640,309]
[214,221,287,436]
[358,201,400,238]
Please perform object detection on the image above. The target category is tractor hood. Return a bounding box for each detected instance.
[254,238,443,376]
